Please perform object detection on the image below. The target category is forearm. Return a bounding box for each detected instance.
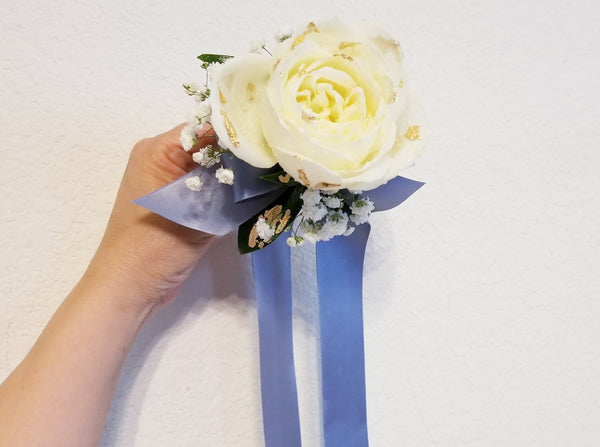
[0,261,154,447]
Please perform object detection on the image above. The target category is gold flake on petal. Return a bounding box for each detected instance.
[219,88,226,104]
[278,173,292,183]
[404,125,421,141]
[306,22,319,33]
[291,35,306,49]
[221,110,239,147]
[264,205,283,223]
[314,182,341,189]
[333,53,353,61]
[339,41,360,50]
[291,22,319,49]
[276,209,292,234]
[373,36,403,61]
[398,80,404,88]
[248,225,260,248]
[247,83,256,101]
[384,89,395,104]
[297,169,311,188]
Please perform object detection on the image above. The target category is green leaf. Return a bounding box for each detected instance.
[197,53,233,66]
[259,170,299,186]
[238,185,304,254]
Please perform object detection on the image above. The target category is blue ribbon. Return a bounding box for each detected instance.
[133,166,283,236]
[317,224,371,447]
[222,155,282,202]
[252,236,302,447]
[135,163,424,447]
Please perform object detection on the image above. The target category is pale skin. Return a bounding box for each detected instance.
[0,124,216,447]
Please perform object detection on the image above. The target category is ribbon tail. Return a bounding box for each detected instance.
[317,224,371,447]
[252,236,302,447]
[368,176,425,212]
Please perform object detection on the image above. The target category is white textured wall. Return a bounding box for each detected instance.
[2,0,599,446]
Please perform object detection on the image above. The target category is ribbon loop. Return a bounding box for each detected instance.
[134,167,282,236]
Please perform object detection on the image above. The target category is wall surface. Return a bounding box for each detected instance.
[1,0,599,446]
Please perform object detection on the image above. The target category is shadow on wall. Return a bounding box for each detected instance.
[99,232,256,446]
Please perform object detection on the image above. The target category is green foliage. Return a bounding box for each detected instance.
[238,185,304,254]
[197,53,233,68]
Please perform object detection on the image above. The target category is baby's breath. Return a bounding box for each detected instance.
[288,188,374,244]
[185,176,203,192]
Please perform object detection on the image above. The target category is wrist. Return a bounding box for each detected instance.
[80,243,161,325]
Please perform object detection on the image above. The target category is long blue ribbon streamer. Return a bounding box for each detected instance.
[317,224,371,447]
[252,236,302,447]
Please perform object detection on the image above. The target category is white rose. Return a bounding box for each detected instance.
[209,20,425,191]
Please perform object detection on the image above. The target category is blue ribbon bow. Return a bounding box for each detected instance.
[135,162,423,447]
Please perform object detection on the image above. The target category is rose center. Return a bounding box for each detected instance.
[295,67,366,125]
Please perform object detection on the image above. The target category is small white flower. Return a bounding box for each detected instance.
[188,101,212,125]
[299,219,320,242]
[350,197,375,224]
[323,195,343,209]
[302,203,328,221]
[184,82,210,102]
[300,189,322,207]
[286,235,304,247]
[343,226,355,236]
[192,144,221,167]
[192,150,204,164]
[180,123,199,151]
[195,101,211,118]
[250,38,266,53]
[276,25,292,42]
[301,230,320,243]
[299,189,327,221]
[183,82,200,94]
[350,212,370,225]
[215,167,234,185]
[319,211,348,241]
[255,217,275,241]
[181,133,196,151]
[350,197,375,215]
[185,175,203,191]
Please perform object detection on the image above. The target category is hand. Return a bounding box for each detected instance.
[88,123,216,313]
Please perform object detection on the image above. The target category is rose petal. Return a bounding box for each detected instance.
[209,53,277,168]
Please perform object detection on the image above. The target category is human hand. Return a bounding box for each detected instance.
[87,123,216,315]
